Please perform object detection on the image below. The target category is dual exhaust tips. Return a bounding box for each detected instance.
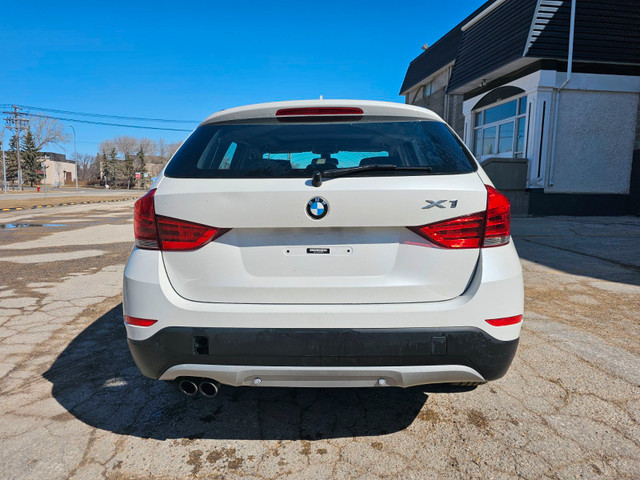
[178,377,220,398]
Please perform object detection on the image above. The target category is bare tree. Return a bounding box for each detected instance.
[29,116,71,150]
[114,136,138,160]
[72,152,98,182]
[138,138,157,156]
[157,138,182,161]
[165,141,182,159]
[98,139,116,156]
[158,138,168,159]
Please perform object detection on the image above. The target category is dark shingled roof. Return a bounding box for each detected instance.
[399,28,462,94]
[401,0,640,95]
[398,1,493,95]
[525,0,640,65]
[447,0,538,92]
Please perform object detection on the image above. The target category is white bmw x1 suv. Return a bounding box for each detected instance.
[123,100,523,396]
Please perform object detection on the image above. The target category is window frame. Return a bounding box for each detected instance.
[472,94,527,161]
[422,81,434,100]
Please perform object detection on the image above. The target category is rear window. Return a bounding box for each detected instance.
[165,120,475,178]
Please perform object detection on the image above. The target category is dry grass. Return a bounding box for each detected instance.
[0,194,142,211]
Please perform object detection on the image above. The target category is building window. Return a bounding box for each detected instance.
[422,81,433,100]
[473,95,527,160]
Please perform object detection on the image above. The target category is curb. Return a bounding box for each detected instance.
[0,196,140,213]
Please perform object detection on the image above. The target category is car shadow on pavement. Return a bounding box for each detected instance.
[44,304,445,441]
[512,234,640,287]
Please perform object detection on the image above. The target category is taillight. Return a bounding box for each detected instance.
[156,216,228,251]
[133,189,228,251]
[409,212,485,248]
[408,185,511,249]
[486,315,522,327]
[134,189,159,249]
[124,315,157,327]
[483,185,511,247]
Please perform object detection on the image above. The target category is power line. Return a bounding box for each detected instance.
[2,103,199,124]
[26,113,193,132]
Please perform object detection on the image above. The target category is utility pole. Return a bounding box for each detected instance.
[69,124,79,189]
[2,105,29,191]
[1,131,7,194]
[41,161,47,196]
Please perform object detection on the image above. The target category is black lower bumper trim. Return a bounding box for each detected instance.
[128,326,519,382]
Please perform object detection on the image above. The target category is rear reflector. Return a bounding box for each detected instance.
[133,188,228,251]
[485,315,522,327]
[408,184,511,249]
[275,107,364,117]
[124,316,157,327]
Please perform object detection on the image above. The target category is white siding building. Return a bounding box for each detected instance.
[39,153,77,186]
[400,0,640,215]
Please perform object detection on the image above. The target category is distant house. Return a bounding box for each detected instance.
[400,0,640,215]
[38,152,76,186]
[145,155,168,178]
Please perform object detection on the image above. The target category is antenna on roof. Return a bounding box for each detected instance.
[319,95,324,100]
[421,43,429,51]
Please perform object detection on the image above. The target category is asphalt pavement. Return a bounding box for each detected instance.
[0,203,638,479]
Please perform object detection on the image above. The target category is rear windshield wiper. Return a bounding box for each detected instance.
[311,164,432,187]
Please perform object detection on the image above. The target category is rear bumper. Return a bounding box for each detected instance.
[160,365,486,388]
[123,244,524,342]
[123,243,523,386]
[128,326,518,385]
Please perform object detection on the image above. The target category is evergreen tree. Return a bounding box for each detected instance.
[109,147,118,187]
[136,145,148,189]
[4,135,19,183]
[124,153,135,190]
[100,150,110,186]
[21,130,43,187]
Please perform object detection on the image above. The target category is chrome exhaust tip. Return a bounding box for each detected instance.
[199,380,220,398]
[178,379,199,396]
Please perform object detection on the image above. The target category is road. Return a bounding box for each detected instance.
[0,202,639,479]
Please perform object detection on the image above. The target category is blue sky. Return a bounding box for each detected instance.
[1,0,485,155]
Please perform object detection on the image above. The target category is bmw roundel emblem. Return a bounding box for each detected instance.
[306,197,329,220]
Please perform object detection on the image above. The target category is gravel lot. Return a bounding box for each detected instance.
[0,202,639,479]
